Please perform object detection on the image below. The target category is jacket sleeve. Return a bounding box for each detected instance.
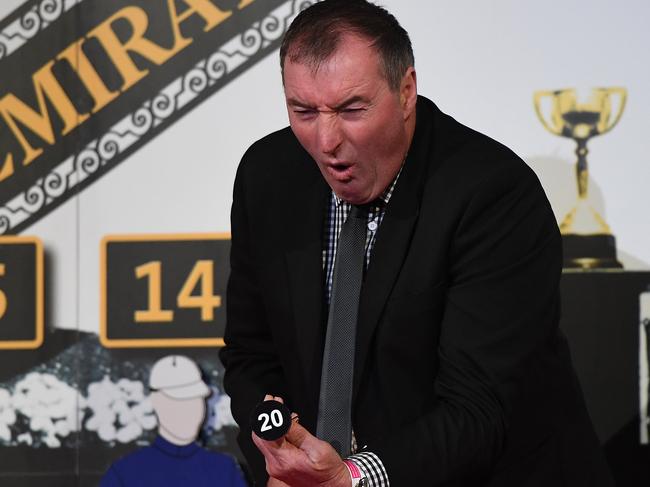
[371,161,565,485]
[219,154,285,485]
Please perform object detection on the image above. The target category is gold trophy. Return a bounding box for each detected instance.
[533,87,627,269]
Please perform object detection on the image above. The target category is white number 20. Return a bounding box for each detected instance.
[258,409,284,432]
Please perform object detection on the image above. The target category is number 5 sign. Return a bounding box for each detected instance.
[0,236,44,349]
[100,234,230,348]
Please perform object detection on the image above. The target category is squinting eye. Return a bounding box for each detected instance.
[340,108,365,118]
[294,110,316,118]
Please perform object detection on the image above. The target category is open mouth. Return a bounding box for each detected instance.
[327,162,353,181]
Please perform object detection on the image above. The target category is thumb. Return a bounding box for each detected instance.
[284,419,338,458]
[284,417,312,449]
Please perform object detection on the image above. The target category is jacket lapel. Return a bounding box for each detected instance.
[353,98,435,398]
[284,165,330,392]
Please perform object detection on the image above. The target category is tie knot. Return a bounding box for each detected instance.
[349,205,368,219]
[353,199,385,219]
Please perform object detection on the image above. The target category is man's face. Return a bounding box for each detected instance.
[283,35,416,204]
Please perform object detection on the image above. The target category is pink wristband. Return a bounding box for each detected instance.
[343,459,362,479]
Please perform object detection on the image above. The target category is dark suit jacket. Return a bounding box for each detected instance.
[220,96,613,486]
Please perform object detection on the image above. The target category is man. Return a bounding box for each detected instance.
[220,1,612,485]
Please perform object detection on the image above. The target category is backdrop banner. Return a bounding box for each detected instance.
[0,0,648,485]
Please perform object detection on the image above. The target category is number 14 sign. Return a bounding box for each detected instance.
[100,234,230,348]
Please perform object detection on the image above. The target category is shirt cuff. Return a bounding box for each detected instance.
[346,451,389,487]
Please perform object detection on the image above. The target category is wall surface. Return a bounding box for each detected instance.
[0,0,648,485]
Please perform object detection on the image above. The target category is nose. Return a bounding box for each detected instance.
[316,114,342,156]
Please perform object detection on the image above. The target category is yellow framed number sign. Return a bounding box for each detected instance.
[0,236,44,349]
[100,234,230,348]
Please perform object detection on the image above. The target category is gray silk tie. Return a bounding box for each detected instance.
[317,205,367,456]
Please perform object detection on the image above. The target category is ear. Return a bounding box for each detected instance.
[400,67,417,119]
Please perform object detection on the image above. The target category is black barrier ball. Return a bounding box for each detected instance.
[251,400,292,441]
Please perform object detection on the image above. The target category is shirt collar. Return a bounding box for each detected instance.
[153,434,200,458]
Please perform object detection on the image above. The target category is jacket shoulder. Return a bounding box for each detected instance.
[233,126,321,208]
[238,126,306,176]
[418,96,540,191]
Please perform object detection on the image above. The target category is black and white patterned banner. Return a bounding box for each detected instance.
[0,0,317,235]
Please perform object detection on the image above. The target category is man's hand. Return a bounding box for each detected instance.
[253,395,351,487]
[267,479,290,487]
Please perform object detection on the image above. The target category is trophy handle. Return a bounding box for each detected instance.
[598,87,627,135]
[533,90,563,135]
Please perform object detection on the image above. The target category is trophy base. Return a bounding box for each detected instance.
[562,234,623,269]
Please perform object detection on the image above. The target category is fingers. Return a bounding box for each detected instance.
[252,429,275,455]
[252,427,301,481]
[256,394,291,448]
[264,394,284,404]
[257,392,323,454]
[284,416,311,449]
[252,417,308,453]
[252,395,294,451]
[253,412,347,485]
[284,420,340,465]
